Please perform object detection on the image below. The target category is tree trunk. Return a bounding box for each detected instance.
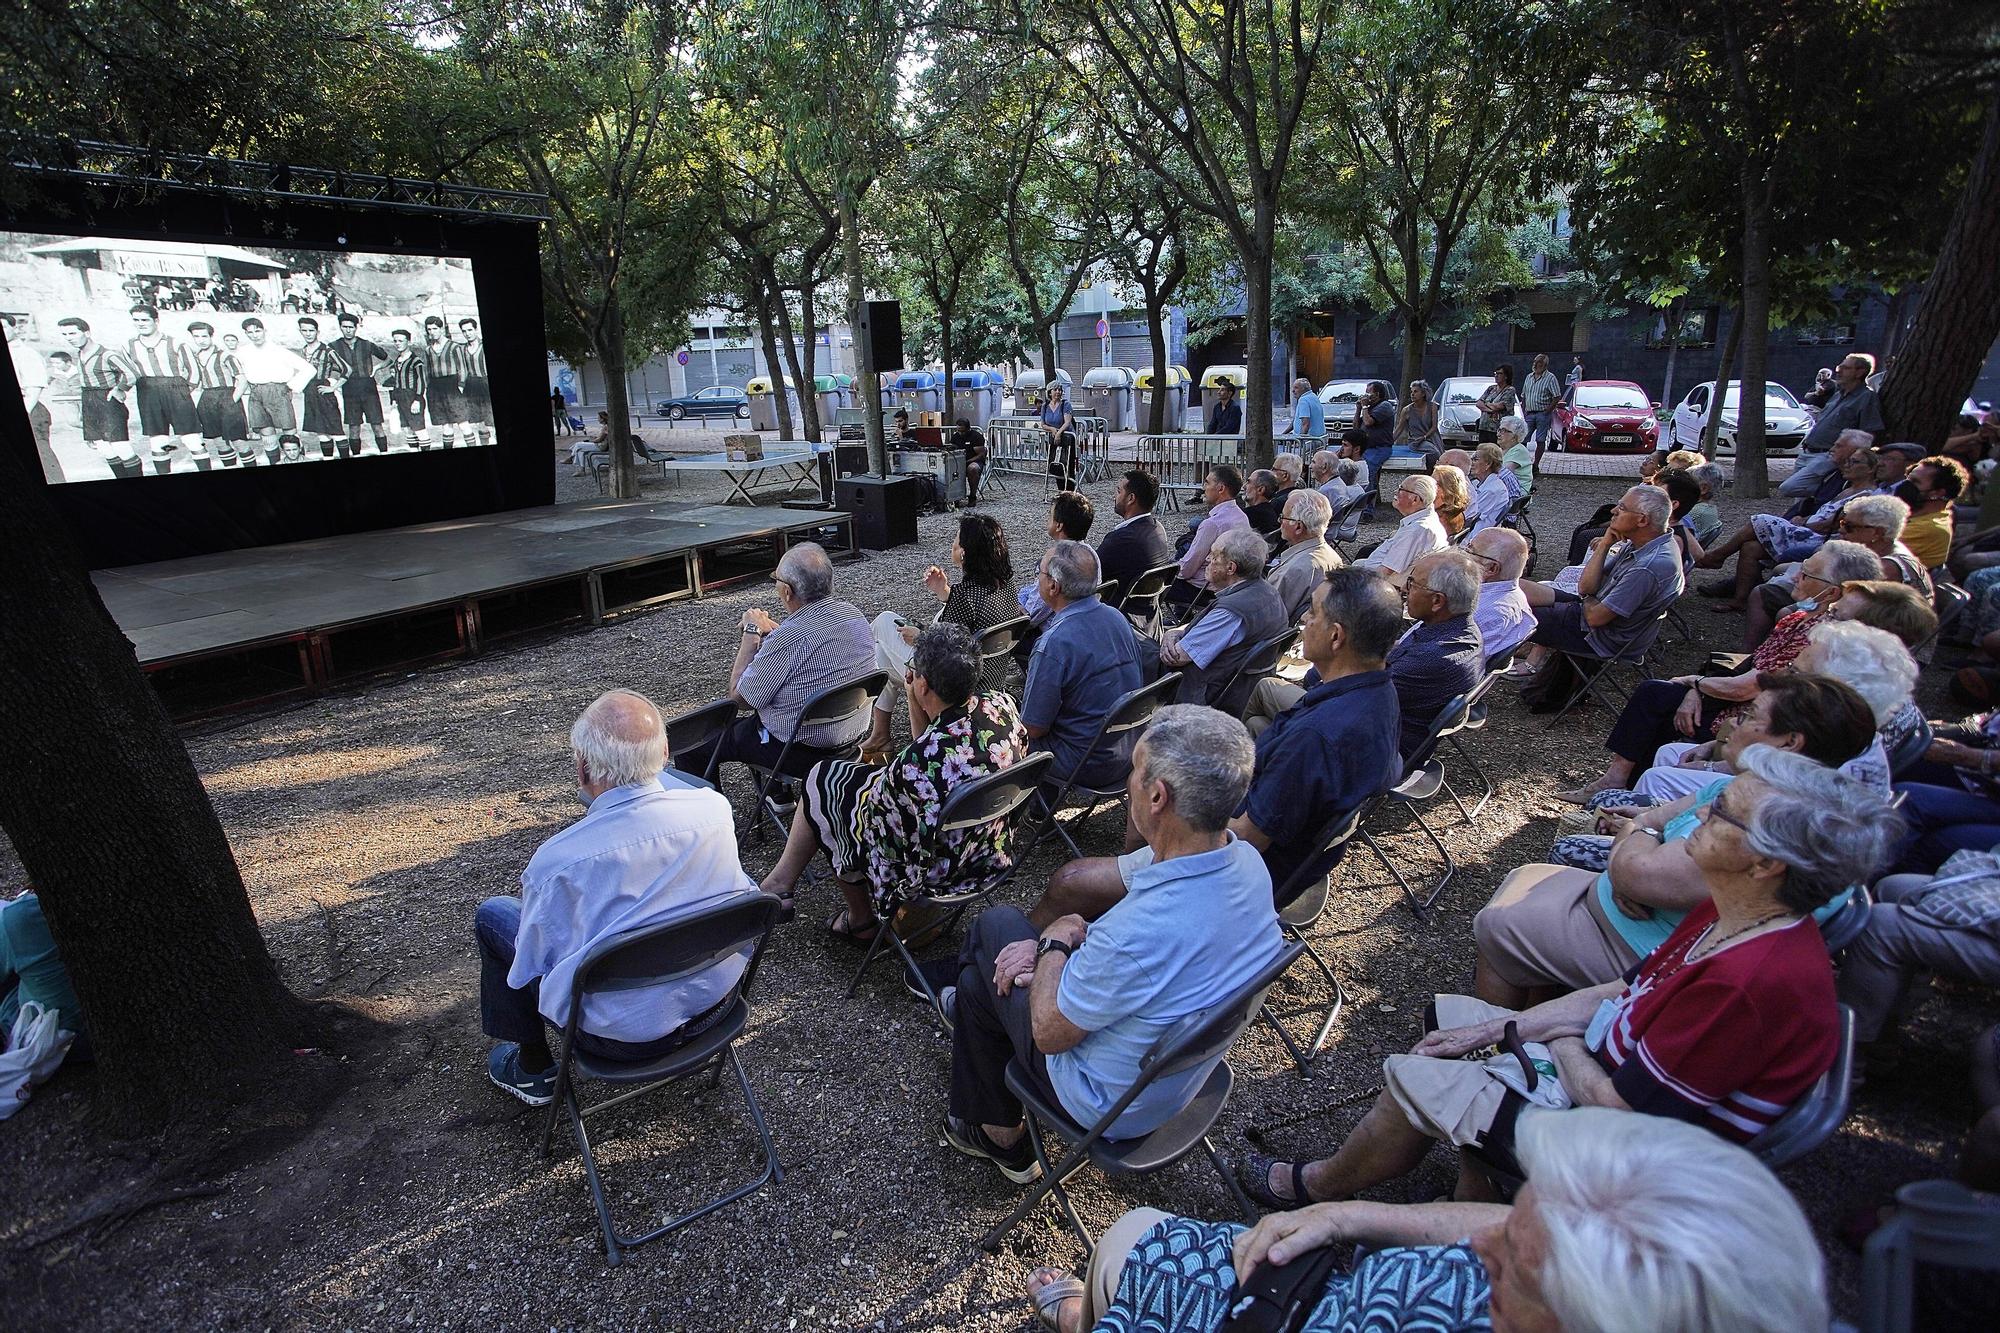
[0,431,310,1128]
[1880,286,1910,366]
[599,301,638,499]
[1699,305,1743,460]
[777,290,819,442]
[1734,182,1775,499]
[939,315,957,427]
[1036,323,1059,388]
[1659,296,1684,408]
[1455,338,1467,378]
[1882,94,2000,452]
[1242,245,1276,468]
[1401,312,1429,418]
[1145,294,1170,436]
[749,285,794,443]
[838,184,885,476]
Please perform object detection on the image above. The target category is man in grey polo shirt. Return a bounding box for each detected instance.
[1512,485,1683,677]
[1021,540,1148,788]
[677,542,875,781]
[1781,352,1888,498]
[933,706,1287,1180]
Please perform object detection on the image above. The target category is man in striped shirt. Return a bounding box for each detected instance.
[423,317,468,448]
[297,317,352,458]
[456,318,491,447]
[182,322,250,466]
[333,313,390,455]
[385,329,429,450]
[58,316,142,478]
[126,305,206,472]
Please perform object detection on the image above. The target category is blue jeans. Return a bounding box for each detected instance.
[1892,784,2000,875]
[1526,409,1554,449]
[1779,449,1839,499]
[474,896,721,1065]
[1362,446,1393,510]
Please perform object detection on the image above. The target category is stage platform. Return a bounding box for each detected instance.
[91,498,854,718]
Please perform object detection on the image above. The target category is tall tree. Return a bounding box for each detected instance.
[1094,171,1198,435]
[882,137,999,420]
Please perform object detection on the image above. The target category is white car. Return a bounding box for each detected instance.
[1436,375,1498,444]
[1316,378,1374,432]
[1665,380,1812,454]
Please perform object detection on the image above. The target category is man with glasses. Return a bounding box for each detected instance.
[1780,352,1888,498]
[1510,486,1683,684]
[1387,551,1486,757]
[671,542,875,785]
[1465,527,1535,661]
[1355,473,1447,590]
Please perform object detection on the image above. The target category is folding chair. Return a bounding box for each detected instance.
[1213,626,1303,715]
[539,894,784,1266]
[977,939,1308,1251]
[1542,610,1670,730]
[663,698,740,782]
[1258,806,1363,1076]
[1860,1178,2000,1333]
[846,752,1054,1026]
[1350,691,1475,914]
[1503,494,1538,577]
[1116,561,1181,636]
[1746,1004,1857,1168]
[1888,716,1935,780]
[1931,580,1970,648]
[1819,884,1874,955]
[1328,492,1372,560]
[1028,673,1183,859]
[1436,671,1502,822]
[974,614,1030,692]
[743,670,891,840]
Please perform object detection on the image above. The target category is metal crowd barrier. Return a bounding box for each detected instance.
[987,413,1111,486]
[1134,433,1248,507]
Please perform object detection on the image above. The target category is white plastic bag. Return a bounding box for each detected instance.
[0,1002,76,1120]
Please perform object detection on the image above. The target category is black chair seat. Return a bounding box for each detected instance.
[1007,1060,1235,1174]
[571,997,748,1084]
[1394,761,1446,801]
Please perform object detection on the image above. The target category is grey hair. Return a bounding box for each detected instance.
[1310,448,1340,478]
[1467,526,1529,580]
[1843,492,1909,543]
[1136,705,1256,833]
[1398,473,1437,506]
[1810,538,1884,584]
[1734,744,1900,912]
[1248,468,1281,500]
[569,690,667,787]
[1282,486,1333,535]
[1496,414,1529,440]
[1272,452,1303,483]
[1044,539,1101,601]
[1335,458,1361,483]
[1212,527,1270,579]
[776,541,834,602]
[1623,484,1671,530]
[1417,550,1480,614]
[1690,461,1727,495]
[1407,378,1433,400]
[1518,1107,1828,1333]
[1799,620,1917,725]
[1834,428,1876,452]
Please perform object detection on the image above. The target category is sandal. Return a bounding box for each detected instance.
[1239,1151,1315,1210]
[1025,1267,1084,1332]
[770,893,797,925]
[826,906,881,946]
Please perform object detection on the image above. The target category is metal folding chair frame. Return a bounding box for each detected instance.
[1257,807,1364,1076]
[1116,561,1181,637]
[742,670,891,841]
[1027,673,1183,859]
[1351,690,1478,914]
[1213,626,1303,715]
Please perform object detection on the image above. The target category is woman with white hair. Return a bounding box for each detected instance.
[1467,444,1514,534]
[1496,414,1534,496]
[1240,744,1884,1217]
[1022,1107,1826,1333]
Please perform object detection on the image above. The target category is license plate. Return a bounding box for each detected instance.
[1600,434,1633,444]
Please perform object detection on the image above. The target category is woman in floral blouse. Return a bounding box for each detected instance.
[760,622,1029,943]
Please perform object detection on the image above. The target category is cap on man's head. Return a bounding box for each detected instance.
[1878,441,1927,459]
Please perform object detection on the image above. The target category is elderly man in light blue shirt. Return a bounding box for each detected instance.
[929,705,1287,1182]
[478,689,760,1106]
[1289,377,1326,439]
[1465,525,1536,660]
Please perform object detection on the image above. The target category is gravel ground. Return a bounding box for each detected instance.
[2,441,1994,1331]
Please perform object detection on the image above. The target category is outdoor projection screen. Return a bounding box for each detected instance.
[4,233,495,483]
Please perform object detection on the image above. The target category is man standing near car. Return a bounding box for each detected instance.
[1521,353,1563,464]
[1781,352,1889,499]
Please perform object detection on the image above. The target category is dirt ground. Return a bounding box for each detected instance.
[2,443,1994,1331]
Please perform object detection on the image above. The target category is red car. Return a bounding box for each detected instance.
[1552,379,1661,453]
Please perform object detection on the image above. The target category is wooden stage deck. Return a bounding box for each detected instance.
[92,498,853,716]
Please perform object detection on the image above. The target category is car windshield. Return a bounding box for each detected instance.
[1576,386,1650,410]
[1721,383,1800,410]
[1321,381,1369,402]
[1442,379,1495,404]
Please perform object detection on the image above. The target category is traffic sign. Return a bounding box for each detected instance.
[1095,317,1109,339]
[676,349,690,365]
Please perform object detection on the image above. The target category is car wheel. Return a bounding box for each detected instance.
[668,405,686,420]
[736,404,750,419]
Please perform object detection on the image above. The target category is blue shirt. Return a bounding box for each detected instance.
[1292,390,1326,439]
[1243,670,1404,895]
[1051,835,1286,1137]
[1022,596,1147,787]
[1386,615,1485,756]
[1175,605,1244,669]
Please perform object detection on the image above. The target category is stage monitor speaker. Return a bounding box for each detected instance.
[835,474,920,550]
[860,299,905,372]
[834,443,871,477]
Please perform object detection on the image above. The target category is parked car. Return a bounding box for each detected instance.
[1315,378,1375,432]
[1436,375,1498,444]
[654,386,751,420]
[1551,379,1661,454]
[1665,380,1812,454]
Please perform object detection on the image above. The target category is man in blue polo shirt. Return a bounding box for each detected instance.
[1020,540,1147,788]
[1029,568,1405,923]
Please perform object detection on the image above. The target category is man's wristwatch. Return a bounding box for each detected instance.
[1036,936,1076,962]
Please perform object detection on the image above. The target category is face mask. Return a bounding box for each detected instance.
[1893,479,1926,506]
[577,786,593,808]
[1792,597,1819,613]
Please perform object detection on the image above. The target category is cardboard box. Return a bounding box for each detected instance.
[920,411,945,427]
[724,433,764,462]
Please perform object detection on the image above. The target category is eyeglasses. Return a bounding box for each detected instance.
[1795,568,1837,589]
[1397,486,1425,499]
[1836,519,1879,535]
[1701,799,1751,834]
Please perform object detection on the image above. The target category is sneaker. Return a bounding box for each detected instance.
[943,1114,1042,1184]
[902,960,958,1022]
[487,1043,556,1106]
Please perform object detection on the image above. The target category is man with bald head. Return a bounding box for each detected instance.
[476,689,760,1107]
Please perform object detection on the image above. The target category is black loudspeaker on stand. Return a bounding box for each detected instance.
[836,474,920,551]
[857,299,905,373]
